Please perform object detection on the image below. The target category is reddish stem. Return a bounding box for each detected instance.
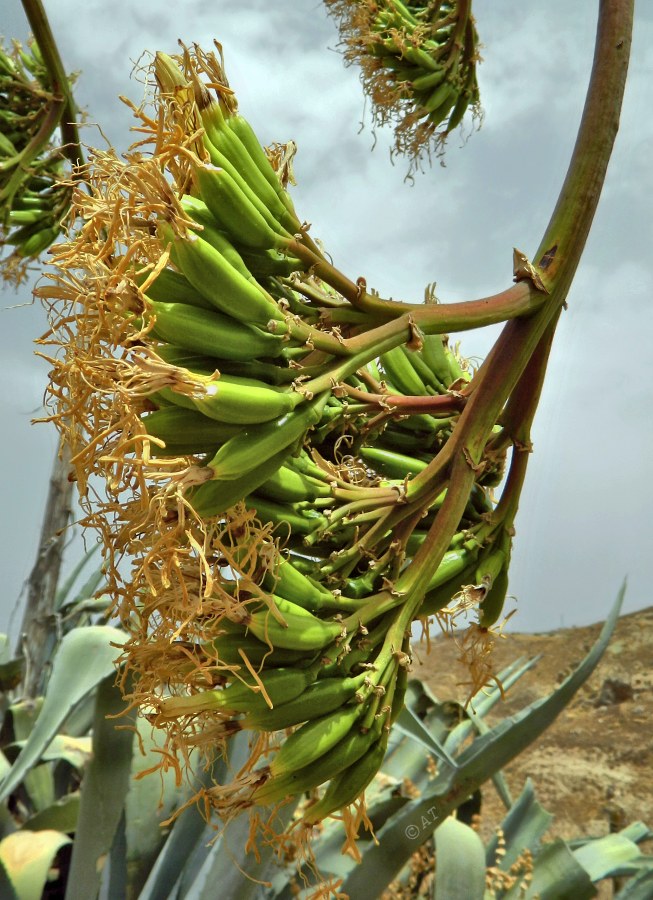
[341,385,466,415]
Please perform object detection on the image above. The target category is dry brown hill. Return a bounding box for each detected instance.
[412,605,653,844]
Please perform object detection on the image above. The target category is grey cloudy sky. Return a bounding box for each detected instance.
[1,2,652,637]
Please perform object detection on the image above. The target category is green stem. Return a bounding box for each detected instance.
[291,234,547,331]
[20,0,85,170]
[301,284,540,393]
[0,96,63,204]
[534,1,633,288]
[289,239,364,304]
[409,0,633,498]
[348,0,634,622]
[450,0,472,47]
[488,314,560,458]
[346,277,543,327]
[338,468,475,630]
[397,452,477,597]
[487,315,561,532]
[491,438,530,532]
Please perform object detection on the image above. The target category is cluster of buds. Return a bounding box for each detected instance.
[0,37,75,283]
[324,0,481,170]
[36,33,572,851]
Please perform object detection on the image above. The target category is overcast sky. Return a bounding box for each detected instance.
[2,2,652,638]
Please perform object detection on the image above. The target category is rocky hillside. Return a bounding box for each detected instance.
[412,606,653,845]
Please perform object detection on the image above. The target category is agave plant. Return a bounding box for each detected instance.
[1,583,651,898]
[0,555,195,900]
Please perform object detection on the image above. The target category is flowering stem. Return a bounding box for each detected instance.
[340,384,465,415]
[292,239,547,331]
[20,0,85,170]
[390,0,634,600]
[0,96,63,204]
[534,0,633,288]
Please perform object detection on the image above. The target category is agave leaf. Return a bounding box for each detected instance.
[339,584,624,898]
[5,735,92,771]
[404,677,440,715]
[0,830,71,900]
[108,813,128,900]
[380,730,431,784]
[0,864,18,900]
[453,703,514,811]
[365,794,411,834]
[53,545,101,610]
[124,716,196,898]
[382,694,459,785]
[139,730,252,900]
[0,626,126,805]
[433,816,486,900]
[21,792,80,834]
[617,822,653,845]
[67,568,106,611]
[485,779,553,870]
[2,700,54,815]
[175,730,258,900]
[136,771,216,900]
[21,766,55,818]
[61,692,96,740]
[456,659,533,808]
[393,705,458,770]
[0,752,8,782]
[184,729,301,900]
[501,838,596,900]
[608,857,653,877]
[0,635,11,665]
[0,753,14,840]
[574,833,653,879]
[443,656,541,754]
[0,656,24,692]
[391,655,537,816]
[64,674,136,900]
[5,701,43,742]
[60,595,113,628]
[194,800,299,900]
[615,869,653,898]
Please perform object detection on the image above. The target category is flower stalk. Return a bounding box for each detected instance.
[20,0,84,168]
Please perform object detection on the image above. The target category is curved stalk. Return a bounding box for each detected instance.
[20,0,85,170]
[285,277,545,364]
[340,385,465,416]
[534,1,633,286]
[388,0,634,600]
[0,96,63,204]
